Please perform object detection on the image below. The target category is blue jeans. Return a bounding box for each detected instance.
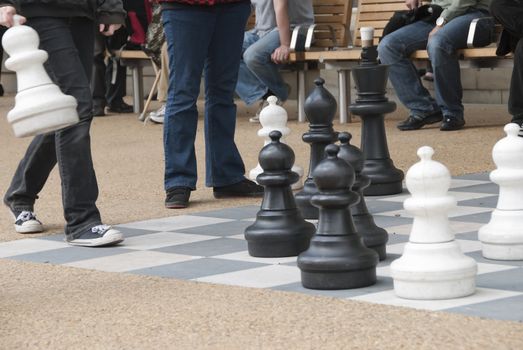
[378,11,494,119]
[236,29,289,105]
[162,2,250,190]
[4,17,102,238]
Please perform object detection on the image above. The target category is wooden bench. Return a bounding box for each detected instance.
[289,0,513,123]
[114,0,353,121]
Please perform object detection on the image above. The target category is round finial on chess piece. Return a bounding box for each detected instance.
[313,144,353,191]
[338,132,364,172]
[269,130,282,142]
[417,145,434,161]
[492,123,523,171]
[259,130,295,172]
[406,146,450,197]
[504,122,520,137]
[259,96,288,133]
[304,76,337,125]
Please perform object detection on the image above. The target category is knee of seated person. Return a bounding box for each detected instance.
[243,47,267,70]
[427,35,453,60]
[377,36,398,63]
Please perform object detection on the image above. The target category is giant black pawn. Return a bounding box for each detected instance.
[297,144,379,290]
[338,132,388,260]
[245,131,316,257]
[295,77,338,219]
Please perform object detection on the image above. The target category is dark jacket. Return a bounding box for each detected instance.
[0,0,125,24]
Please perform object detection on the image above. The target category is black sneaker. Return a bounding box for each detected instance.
[107,101,133,114]
[165,187,191,209]
[5,204,44,233]
[440,116,465,131]
[92,104,106,117]
[213,179,264,199]
[397,111,443,131]
[510,116,523,127]
[66,224,124,247]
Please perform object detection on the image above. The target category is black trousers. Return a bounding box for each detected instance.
[490,0,523,119]
[4,17,102,239]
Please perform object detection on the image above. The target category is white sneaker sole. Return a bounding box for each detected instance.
[15,221,44,234]
[6,204,44,234]
[149,114,164,124]
[67,229,124,247]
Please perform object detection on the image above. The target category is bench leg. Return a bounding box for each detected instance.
[140,71,161,122]
[131,66,144,115]
[338,69,352,124]
[298,69,306,123]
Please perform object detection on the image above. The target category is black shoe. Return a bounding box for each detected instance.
[107,101,133,113]
[165,187,191,209]
[213,179,264,199]
[4,201,44,233]
[440,116,465,131]
[510,116,523,127]
[92,105,106,117]
[66,224,124,247]
[397,111,443,131]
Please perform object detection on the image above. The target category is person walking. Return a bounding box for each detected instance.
[1,0,126,247]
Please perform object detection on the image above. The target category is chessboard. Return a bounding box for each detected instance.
[1,172,522,322]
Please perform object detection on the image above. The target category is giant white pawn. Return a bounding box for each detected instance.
[2,15,79,137]
[479,123,523,260]
[249,96,303,189]
[391,146,477,300]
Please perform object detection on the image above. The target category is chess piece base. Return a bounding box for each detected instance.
[362,159,404,196]
[8,84,79,137]
[479,209,523,260]
[301,267,376,290]
[245,210,315,257]
[391,241,477,300]
[298,234,378,290]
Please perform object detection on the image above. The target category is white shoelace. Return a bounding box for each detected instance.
[91,224,110,235]
[16,211,37,222]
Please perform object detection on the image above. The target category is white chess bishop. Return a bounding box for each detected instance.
[479,123,523,260]
[391,146,477,300]
[2,15,79,137]
[249,95,303,190]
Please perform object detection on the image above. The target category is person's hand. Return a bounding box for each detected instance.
[0,6,26,27]
[99,23,122,36]
[271,45,290,64]
[405,0,421,10]
[428,25,441,41]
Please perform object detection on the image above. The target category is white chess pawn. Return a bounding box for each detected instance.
[479,123,523,260]
[249,96,303,190]
[391,146,477,300]
[2,15,79,137]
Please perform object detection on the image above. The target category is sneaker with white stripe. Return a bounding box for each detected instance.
[13,210,44,234]
[66,224,124,247]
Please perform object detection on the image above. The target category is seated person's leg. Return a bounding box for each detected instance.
[428,11,494,131]
[242,29,289,103]
[378,21,441,131]
[509,38,523,125]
